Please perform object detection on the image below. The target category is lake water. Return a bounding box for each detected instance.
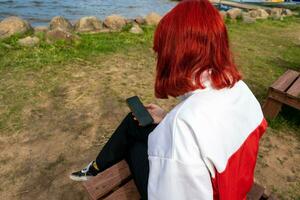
[0,0,178,26]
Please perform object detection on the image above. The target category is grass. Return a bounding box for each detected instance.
[0,25,155,70]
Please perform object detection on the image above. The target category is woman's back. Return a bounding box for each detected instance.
[148,80,267,200]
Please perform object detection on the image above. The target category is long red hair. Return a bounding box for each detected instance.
[153,0,241,98]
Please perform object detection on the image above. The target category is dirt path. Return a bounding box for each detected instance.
[256,128,300,199]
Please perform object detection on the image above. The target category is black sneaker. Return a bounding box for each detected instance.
[70,161,99,181]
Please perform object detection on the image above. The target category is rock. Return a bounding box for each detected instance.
[145,12,162,26]
[265,8,272,15]
[34,26,48,34]
[227,8,242,20]
[256,9,269,19]
[248,10,258,18]
[248,9,269,19]
[74,16,103,33]
[242,13,256,23]
[270,8,283,20]
[46,28,79,43]
[282,9,293,16]
[103,15,126,31]
[135,16,145,25]
[49,16,73,31]
[18,36,40,47]
[0,16,32,39]
[129,24,143,34]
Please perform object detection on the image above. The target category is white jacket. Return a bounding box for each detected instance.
[147,80,267,200]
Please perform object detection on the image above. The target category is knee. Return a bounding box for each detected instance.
[125,112,134,121]
[124,112,136,123]
[124,112,139,127]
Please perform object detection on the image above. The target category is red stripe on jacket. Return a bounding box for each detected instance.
[212,119,268,200]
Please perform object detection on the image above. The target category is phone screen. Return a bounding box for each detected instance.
[126,96,154,126]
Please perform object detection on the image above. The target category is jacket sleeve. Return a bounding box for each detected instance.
[148,156,213,200]
[147,115,214,200]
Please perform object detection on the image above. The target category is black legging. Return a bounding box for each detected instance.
[95,113,157,200]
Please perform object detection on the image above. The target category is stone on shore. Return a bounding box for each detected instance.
[135,16,145,25]
[18,36,40,47]
[256,9,269,19]
[129,24,143,34]
[270,8,283,20]
[104,15,126,31]
[34,26,48,34]
[49,16,73,31]
[0,16,32,39]
[248,10,259,18]
[145,12,162,26]
[46,28,79,43]
[282,9,293,16]
[75,16,103,33]
[227,8,242,20]
[242,13,256,24]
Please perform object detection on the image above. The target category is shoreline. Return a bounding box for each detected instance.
[0,7,297,44]
[0,0,178,27]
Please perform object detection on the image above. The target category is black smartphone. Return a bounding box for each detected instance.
[126,96,154,126]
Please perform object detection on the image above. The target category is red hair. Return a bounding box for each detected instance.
[153,0,242,98]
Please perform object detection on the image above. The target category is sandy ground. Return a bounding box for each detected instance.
[0,55,299,200]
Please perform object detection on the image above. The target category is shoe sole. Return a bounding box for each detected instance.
[69,174,92,182]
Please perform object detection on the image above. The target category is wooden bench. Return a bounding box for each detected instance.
[263,70,300,119]
[82,160,275,200]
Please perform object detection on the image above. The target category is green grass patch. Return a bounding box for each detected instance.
[0,25,155,70]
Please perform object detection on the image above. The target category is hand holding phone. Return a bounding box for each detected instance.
[126,96,154,126]
[145,104,166,124]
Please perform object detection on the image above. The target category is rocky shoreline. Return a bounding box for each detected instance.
[0,7,295,47]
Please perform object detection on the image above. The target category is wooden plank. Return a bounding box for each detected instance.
[211,0,267,10]
[247,183,265,200]
[287,76,300,98]
[271,70,299,92]
[82,160,131,200]
[262,97,282,119]
[268,90,300,110]
[104,180,140,200]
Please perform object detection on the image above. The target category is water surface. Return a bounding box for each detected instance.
[0,0,178,26]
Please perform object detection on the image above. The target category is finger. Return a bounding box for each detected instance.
[145,107,152,112]
[145,104,155,109]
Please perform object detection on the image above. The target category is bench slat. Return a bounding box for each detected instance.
[83,160,131,200]
[271,70,299,92]
[247,182,265,200]
[104,180,140,200]
[287,76,300,98]
[268,90,300,110]
[82,160,275,200]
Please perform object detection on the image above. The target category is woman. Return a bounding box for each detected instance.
[70,0,267,199]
